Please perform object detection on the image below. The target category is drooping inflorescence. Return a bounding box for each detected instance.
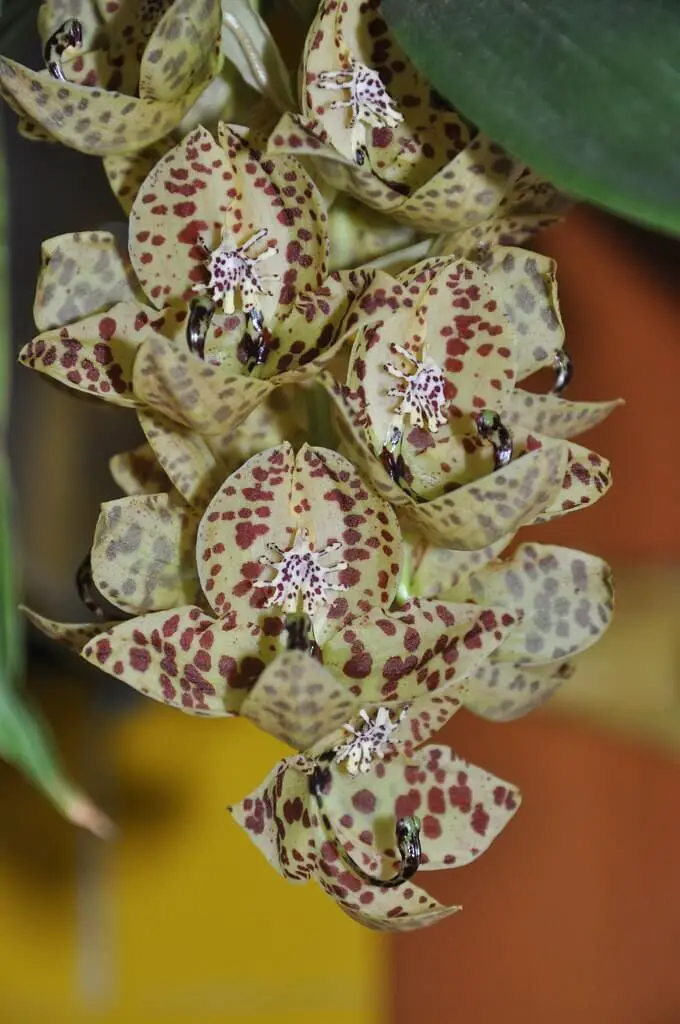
[6,0,620,931]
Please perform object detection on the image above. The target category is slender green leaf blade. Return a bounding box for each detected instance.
[381,0,680,234]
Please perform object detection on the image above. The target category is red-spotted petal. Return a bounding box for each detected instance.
[80,606,274,715]
[316,857,459,932]
[196,443,402,642]
[21,607,117,654]
[19,302,156,406]
[533,442,613,522]
[328,744,520,874]
[322,600,515,703]
[229,757,321,882]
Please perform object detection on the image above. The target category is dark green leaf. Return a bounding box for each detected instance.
[381,0,680,234]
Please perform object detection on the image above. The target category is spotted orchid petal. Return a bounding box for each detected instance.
[504,391,623,439]
[80,605,271,715]
[316,855,459,932]
[21,607,117,654]
[90,492,201,614]
[302,0,471,179]
[0,57,208,155]
[409,537,513,602]
[109,442,174,497]
[322,600,516,704]
[461,247,566,380]
[534,441,613,522]
[137,406,225,508]
[346,258,517,499]
[264,270,372,382]
[240,652,355,751]
[19,301,162,407]
[401,439,569,549]
[464,659,575,722]
[393,134,520,234]
[269,113,402,214]
[229,757,321,882]
[103,138,176,215]
[139,0,222,104]
[33,231,137,332]
[399,690,466,748]
[329,744,520,876]
[129,124,328,337]
[196,443,402,644]
[132,334,273,436]
[467,543,614,665]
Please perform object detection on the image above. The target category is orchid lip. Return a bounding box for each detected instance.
[44,19,83,82]
[552,348,573,394]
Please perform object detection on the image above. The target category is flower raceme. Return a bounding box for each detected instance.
[8,0,621,932]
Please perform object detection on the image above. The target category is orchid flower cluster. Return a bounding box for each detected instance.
[4,0,620,931]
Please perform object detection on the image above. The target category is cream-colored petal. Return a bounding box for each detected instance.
[327,744,520,874]
[401,439,569,549]
[229,757,320,882]
[132,334,273,434]
[22,607,115,654]
[316,863,459,932]
[139,0,221,103]
[468,542,614,664]
[109,442,174,496]
[533,442,613,523]
[464,659,575,721]
[0,57,202,155]
[80,605,266,715]
[240,651,354,750]
[137,406,224,508]
[33,231,137,332]
[91,492,201,614]
[504,391,623,439]
[19,301,155,406]
[323,599,515,702]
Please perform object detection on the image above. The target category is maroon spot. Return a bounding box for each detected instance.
[130,647,151,671]
[98,317,116,341]
[235,521,268,549]
[471,803,489,836]
[351,789,376,814]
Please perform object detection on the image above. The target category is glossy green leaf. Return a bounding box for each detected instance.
[381,0,680,233]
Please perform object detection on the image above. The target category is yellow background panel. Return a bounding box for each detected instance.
[0,674,384,1023]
